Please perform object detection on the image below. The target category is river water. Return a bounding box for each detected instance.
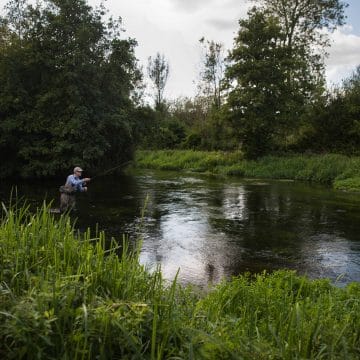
[1,169,360,287]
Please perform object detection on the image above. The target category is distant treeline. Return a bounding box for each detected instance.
[0,0,359,179]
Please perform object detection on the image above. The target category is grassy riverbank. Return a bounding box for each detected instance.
[135,150,360,191]
[1,203,360,359]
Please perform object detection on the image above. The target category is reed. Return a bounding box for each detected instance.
[1,202,359,359]
[135,150,360,191]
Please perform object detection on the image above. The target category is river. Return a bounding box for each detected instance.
[1,169,360,287]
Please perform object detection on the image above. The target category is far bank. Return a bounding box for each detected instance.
[135,150,360,192]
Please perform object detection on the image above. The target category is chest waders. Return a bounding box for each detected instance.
[59,185,76,213]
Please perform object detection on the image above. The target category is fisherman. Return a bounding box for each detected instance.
[59,166,91,212]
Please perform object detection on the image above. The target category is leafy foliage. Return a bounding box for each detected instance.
[0,0,141,178]
[300,66,360,154]
[226,8,288,158]
[224,0,346,158]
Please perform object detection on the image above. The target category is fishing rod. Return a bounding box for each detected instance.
[90,160,134,181]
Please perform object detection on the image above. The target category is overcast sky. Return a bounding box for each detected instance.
[1,0,360,100]
[91,0,360,100]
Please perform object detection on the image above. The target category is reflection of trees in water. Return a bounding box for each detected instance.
[208,184,303,247]
[95,175,359,284]
[205,182,360,280]
[3,171,359,284]
[79,172,360,284]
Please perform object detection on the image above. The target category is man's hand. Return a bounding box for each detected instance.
[83,187,88,192]
[83,178,91,182]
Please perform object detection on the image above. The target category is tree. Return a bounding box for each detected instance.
[225,8,287,157]
[225,0,346,158]
[0,0,141,178]
[198,38,225,109]
[301,66,360,154]
[147,52,169,111]
[253,0,347,49]
[3,0,27,39]
[252,0,347,95]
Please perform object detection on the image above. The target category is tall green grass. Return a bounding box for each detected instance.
[1,203,359,359]
[135,150,360,191]
[0,202,195,359]
[135,150,243,172]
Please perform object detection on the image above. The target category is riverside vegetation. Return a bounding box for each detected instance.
[1,203,360,359]
[1,0,359,179]
[135,150,360,192]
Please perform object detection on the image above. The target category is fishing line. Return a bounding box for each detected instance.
[90,160,133,180]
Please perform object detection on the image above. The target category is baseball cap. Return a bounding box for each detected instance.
[74,166,83,172]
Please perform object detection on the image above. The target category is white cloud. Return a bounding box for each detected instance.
[99,0,250,99]
[326,26,360,84]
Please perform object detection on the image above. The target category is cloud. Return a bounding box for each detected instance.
[325,26,360,84]
[206,17,238,31]
[171,0,218,13]
[327,27,360,66]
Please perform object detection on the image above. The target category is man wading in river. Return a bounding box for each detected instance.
[59,167,91,212]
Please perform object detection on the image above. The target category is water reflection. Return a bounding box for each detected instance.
[1,170,360,287]
[131,173,360,286]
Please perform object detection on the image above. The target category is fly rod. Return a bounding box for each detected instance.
[90,160,133,180]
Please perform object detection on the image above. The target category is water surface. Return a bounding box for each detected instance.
[1,169,360,287]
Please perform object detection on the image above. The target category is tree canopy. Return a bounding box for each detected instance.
[224,0,347,158]
[0,0,141,178]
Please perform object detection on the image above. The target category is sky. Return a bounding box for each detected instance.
[1,0,360,100]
